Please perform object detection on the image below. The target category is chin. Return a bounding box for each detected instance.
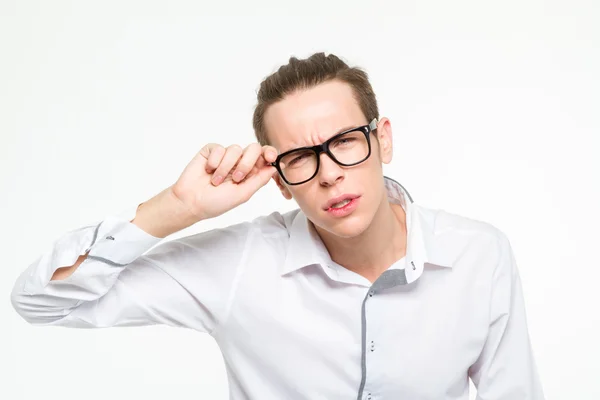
[316,213,371,239]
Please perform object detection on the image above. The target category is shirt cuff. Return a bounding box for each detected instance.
[86,203,163,266]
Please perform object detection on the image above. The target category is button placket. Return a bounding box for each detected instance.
[368,289,376,354]
[359,287,381,400]
[367,289,375,400]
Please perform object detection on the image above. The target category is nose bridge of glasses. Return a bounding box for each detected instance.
[318,137,344,161]
[317,145,343,171]
[313,140,330,156]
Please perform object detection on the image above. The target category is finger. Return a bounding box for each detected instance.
[231,143,262,183]
[262,145,278,164]
[199,143,219,159]
[211,144,244,185]
[205,144,226,174]
[238,165,260,183]
[255,145,278,170]
[238,164,278,200]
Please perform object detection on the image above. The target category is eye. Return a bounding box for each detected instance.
[284,151,312,167]
[289,154,307,165]
[332,136,357,148]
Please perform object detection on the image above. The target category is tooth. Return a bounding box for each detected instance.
[332,199,351,208]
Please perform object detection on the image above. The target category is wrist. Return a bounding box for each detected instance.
[132,186,201,238]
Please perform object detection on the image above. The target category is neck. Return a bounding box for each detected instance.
[316,198,407,283]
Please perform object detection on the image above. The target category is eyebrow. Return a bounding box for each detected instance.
[332,124,359,136]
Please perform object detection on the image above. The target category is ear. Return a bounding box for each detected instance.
[375,117,393,164]
[272,174,293,200]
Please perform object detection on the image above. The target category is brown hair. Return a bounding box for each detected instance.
[252,52,379,146]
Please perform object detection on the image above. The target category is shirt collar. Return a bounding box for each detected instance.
[280,176,453,283]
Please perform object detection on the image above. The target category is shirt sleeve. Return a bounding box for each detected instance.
[10,204,252,335]
[468,231,545,399]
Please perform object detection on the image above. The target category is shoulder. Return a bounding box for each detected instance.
[415,204,510,270]
[145,209,298,269]
[248,208,300,238]
[192,208,298,245]
[417,203,505,240]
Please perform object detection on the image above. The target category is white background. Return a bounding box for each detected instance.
[1,1,599,399]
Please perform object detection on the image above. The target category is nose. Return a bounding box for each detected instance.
[317,152,344,186]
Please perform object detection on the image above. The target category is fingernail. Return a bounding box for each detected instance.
[212,175,223,185]
[233,171,244,181]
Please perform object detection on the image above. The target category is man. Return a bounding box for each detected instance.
[11,52,544,399]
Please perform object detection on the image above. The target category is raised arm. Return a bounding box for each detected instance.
[11,142,278,333]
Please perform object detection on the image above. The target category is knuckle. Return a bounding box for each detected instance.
[234,160,252,175]
[228,144,243,153]
[207,146,225,160]
[248,142,261,152]
[207,151,223,165]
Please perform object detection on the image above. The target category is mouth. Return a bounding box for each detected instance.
[323,194,361,210]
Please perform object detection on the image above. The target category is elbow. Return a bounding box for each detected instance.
[10,266,42,324]
[10,283,37,324]
[10,279,64,326]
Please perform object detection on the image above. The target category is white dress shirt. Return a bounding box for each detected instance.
[11,176,544,399]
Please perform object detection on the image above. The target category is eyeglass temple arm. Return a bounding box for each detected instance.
[369,118,378,131]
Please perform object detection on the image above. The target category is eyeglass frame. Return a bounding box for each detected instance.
[269,118,379,185]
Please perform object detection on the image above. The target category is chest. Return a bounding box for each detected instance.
[217,269,486,399]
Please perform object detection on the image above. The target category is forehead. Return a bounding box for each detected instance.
[264,80,365,153]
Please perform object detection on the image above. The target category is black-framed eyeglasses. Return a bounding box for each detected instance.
[270,118,378,185]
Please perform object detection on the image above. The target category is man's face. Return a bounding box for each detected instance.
[264,79,394,239]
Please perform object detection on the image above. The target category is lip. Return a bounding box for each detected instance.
[323,194,361,210]
[325,196,361,218]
